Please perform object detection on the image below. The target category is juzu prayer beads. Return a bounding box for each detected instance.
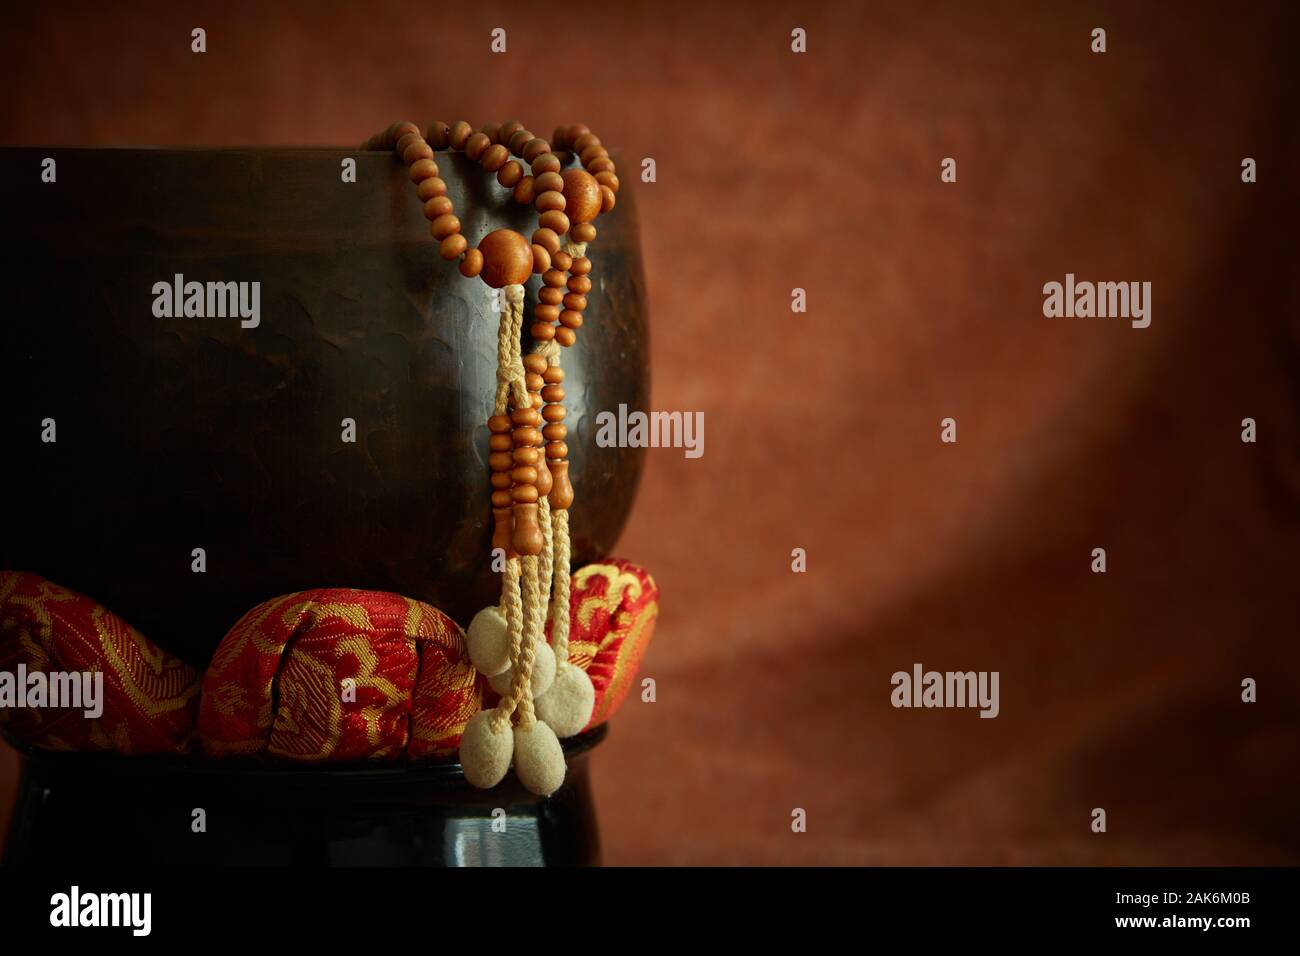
[362,119,618,556]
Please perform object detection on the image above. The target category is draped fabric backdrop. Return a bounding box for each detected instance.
[1,0,1297,864]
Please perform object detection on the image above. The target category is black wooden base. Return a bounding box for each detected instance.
[3,724,605,867]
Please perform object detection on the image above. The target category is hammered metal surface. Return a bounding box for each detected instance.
[0,148,648,665]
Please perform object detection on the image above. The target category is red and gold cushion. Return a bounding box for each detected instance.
[552,557,659,730]
[197,589,482,761]
[0,571,200,754]
[1,558,658,761]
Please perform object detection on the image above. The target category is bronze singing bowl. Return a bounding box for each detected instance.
[0,148,649,666]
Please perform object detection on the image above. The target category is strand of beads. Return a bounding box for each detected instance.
[362,118,618,794]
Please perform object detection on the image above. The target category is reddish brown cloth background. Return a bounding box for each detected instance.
[2,0,1297,864]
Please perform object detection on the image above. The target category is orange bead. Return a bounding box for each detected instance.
[480,122,501,143]
[396,131,423,156]
[532,244,551,274]
[571,222,596,243]
[594,171,620,193]
[522,138,551,163]
[513,446,541,464]
[539,287,564,305]
[482,144,509,171]
[489,434,513,452]
[545,441,568,460]
[511,502,544,554]
[568,275,592,294]
[403,140,434,165]
[439,234,468,260]
[552,251,573,272]
[513,176,536,205]
[489,452,514,471]
[563,293,587,311]
[426,122,451,148]
[508,130,533,156]
[538,210,570,235]
[511,466,539,485]
[535,304,561,323]
[588,157,616,175]
[430,214,461,240]
[571,256,592,276]
[600,185,616,213]
[408,159,439,183]
[497,160,524,187]
[449,121,473,149]
[543,269,568,288]
[478,229,534,288]
[491,472,512,489]
[542,367,564,385]
[541,384,564,403]
[465,131,491,161]
[416,176,447,201]
[531,153,561,175]
[423,195,454,220]
[532,227,560,255]
[392,121,421,144]
[511,485,539,505]
[512,426,542,446]
[531,322,556,340]
[555,327,577,347]
[491,490,512,508]
[573,133,601,153]
[497,120,524,145]
[559,310,583,329]
[525,372,544,391]
[536,190,566,213]
[542,422,567,440]
[561,168,602,223]
[460,247,484,278]
[534,171,564,194]
[488,414,513,433]
[523,354,548,374]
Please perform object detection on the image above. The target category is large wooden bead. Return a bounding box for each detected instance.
[478,229,533,288]
[561,168,602,224]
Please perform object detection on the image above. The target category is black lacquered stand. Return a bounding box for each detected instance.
[3,724,605,867]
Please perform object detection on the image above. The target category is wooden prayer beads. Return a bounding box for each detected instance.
[542,364,573,510]
[362,117,621,553]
